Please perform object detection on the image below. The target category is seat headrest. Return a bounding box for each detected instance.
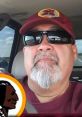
[11,51,26,79]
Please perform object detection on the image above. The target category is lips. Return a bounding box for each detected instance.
[34,52,59,66]
[35,57,57,66]
[12,101,17,105]
[10,99,18,105]
[39,57,54,61]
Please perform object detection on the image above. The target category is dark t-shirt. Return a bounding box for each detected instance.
[22,80,82,115]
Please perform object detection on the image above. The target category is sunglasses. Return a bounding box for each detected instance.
[23,30,75,46]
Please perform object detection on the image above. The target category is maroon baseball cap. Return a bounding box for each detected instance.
[19,8,75,38]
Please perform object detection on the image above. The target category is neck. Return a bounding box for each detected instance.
[28,78,69,103]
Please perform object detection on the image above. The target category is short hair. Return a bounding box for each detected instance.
[0,81,12,106]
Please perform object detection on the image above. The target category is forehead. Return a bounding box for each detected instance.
[6,85,15,93]
[31,23,63,31]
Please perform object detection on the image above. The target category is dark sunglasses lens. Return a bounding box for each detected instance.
[48,31,74,44]
[23,33,42,46]
[48,35,71,44]
[23,36,36,46]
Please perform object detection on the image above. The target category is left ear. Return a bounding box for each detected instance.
[71,44,78,60]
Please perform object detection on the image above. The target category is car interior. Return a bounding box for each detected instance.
[0,0,82,82]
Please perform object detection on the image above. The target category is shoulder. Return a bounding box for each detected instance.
[70,81,82,113]
[71,81,82,92]
[70,81,82,98]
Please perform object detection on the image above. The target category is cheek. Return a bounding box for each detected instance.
[57,46,75,78]
[55,46,75,71]
[60,51,72,66]
[23,47,36,74]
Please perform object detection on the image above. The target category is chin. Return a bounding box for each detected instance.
[9,104,16,109]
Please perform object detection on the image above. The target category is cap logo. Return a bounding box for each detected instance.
[38,8,60,18]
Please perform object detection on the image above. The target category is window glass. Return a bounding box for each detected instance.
[74,39,82,67]
[0,26,15,71]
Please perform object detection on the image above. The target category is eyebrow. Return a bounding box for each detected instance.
[50,26,64,31]
[31,26,64,32]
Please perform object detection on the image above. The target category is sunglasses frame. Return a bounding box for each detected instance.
[23,30,75,46]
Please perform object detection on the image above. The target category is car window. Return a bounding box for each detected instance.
[0,26,15,71]
[70,39,82,82]
[74,39,82,67]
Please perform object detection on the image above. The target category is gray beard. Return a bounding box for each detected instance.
[30,62,62,89]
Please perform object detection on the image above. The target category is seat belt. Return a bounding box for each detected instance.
[22,80,38,113]
[26,101,38,113]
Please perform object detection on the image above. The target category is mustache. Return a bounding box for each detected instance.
[33,51,59,65]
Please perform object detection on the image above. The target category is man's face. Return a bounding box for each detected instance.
[23,24,77,89]
[3,85,18,109]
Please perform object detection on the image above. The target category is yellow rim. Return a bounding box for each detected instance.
[0,73,26,116]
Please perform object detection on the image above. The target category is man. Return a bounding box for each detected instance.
[0,80,18,117]
[19,8,82,114]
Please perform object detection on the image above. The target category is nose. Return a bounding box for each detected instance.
[14,93,19,101]
[38,35,53,51]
